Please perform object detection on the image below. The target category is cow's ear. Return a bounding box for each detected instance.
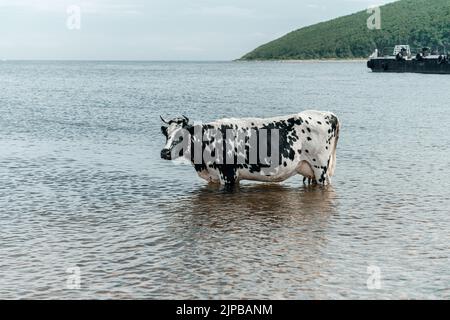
[161,126,168,137]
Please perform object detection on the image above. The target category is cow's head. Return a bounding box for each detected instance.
[160,115,192,160]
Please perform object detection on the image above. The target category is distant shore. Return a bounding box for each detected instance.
[236,58,366,63]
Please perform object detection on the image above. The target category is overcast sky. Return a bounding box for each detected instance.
[0,0,397,60]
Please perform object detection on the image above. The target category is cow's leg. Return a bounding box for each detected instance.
[311,165,329,185]
[305,177,317,185]
[218,165,239,188]
[317,155,334,185]
[194,164,222,184]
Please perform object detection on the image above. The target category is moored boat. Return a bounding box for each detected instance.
[367,45,450,74]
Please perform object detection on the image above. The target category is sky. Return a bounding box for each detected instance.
[0,0,397,60]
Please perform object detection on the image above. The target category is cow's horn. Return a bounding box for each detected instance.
[160,115,169,124]
[182,115,189,123]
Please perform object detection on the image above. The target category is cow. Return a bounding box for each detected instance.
[160,111,340,187]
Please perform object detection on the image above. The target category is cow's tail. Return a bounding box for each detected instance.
[328,115,340,177]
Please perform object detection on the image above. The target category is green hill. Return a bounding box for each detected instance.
[241,0,450,60]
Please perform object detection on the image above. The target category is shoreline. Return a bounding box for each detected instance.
[236,58,366,63]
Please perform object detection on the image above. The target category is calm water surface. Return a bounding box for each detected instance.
[0,61,449,299]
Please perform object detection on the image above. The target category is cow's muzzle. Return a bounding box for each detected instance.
[160,149,172,160]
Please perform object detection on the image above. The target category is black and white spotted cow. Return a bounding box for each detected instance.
[160,111,340,187]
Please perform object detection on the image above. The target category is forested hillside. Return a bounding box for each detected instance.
[241,0,450,60]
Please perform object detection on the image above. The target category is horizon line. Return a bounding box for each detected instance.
[0,59,236,62]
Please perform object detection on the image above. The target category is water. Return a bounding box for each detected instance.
[0,61,449,299]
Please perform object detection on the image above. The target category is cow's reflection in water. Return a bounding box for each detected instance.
[171,183,338,233]
[165,184,339,299]
[191,183,336,219]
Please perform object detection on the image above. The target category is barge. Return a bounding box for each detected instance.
[367,45,450,74]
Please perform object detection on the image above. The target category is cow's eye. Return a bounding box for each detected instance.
[161,126,168,137]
